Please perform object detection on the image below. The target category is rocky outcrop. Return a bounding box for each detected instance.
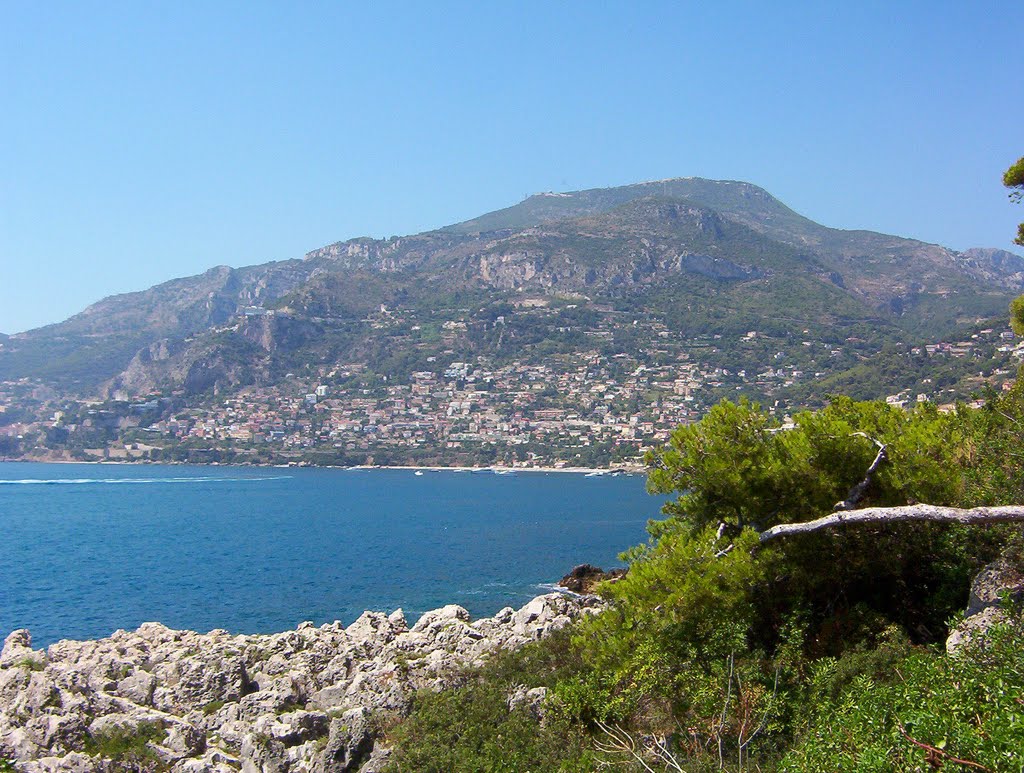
[558,564,626,594]
[0,593,601,772]
[946,558,1024,654]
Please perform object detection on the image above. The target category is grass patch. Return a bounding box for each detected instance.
[83,720,166,768]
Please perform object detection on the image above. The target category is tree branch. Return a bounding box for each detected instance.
[897,720,991,771]
[759,504,1024,544]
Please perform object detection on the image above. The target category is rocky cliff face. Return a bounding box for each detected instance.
[0,593,600,772]
[959,247,1024,290]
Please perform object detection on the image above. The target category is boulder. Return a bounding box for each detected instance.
[386,609,407,632]
[965,559,1024,616]
[116,670,157,706]
[507,685,548,721]
[947,558,1024,654]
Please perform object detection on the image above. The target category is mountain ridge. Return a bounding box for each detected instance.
[1,178,1022,396]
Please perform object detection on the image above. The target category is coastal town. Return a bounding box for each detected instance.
[1,315,1020,468]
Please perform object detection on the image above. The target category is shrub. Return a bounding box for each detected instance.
[382,679,597,772]
[201,700,225,716]
[781,622,1024,772]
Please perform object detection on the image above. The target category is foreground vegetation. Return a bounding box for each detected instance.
[382,387,1024,771]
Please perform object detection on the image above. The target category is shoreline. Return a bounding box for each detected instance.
[1,456,647,475]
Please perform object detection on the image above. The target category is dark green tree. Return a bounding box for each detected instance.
[646,397,1007,646]
[1004,157,1024,335]
[1011,294,1024,337]
[1004,155,1024,246]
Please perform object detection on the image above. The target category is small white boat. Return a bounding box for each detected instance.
[414,470,424,476]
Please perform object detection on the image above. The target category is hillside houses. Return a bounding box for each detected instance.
[2,325,1021,467]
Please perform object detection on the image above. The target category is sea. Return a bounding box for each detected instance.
[0,462,661,647]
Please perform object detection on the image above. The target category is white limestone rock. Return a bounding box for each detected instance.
[947,558,1024,654]
[0,591,603,771]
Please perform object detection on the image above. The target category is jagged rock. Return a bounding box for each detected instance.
[508,685,548,721]
[345,612,400,649]
[176,747,242,772]
[386,610,407,632]
[19,751,105,773]
[512,592,589,640]
[2,629,43,669]
[239,729,287,773]
[166,720,207,757]
[31,714,87,756]
[410,604,471,633]
[312,708,375,773]
[0,592,602,771]
[356,743,391,773]
[252,710,329,748]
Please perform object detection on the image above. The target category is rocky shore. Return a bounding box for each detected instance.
[0,592,602,772]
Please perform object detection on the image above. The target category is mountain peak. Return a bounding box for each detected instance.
[442,177,792,236]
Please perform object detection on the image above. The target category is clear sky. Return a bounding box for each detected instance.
[2,2,1022,334]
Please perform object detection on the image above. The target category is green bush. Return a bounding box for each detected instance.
[382,679,597,772]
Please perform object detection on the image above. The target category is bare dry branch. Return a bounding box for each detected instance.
[594,721,670,773]
[759,504,1024,544]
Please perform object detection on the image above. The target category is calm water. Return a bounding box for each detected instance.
[0,462,660,647]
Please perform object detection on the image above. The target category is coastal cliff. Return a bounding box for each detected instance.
[0,592,601,772]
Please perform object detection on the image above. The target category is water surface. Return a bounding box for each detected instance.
[0,463,660,646]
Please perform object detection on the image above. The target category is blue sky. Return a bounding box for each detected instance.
[2,1,1022,334]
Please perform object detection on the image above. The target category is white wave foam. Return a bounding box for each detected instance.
[534,582,569,593]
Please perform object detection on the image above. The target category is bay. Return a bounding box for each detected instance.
[0,462,660,647]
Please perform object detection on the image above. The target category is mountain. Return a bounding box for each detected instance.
[1,178,1020,396]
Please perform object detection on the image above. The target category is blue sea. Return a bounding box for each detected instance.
[0,462,661,647]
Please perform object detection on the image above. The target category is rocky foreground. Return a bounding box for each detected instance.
[0,592,602,772]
